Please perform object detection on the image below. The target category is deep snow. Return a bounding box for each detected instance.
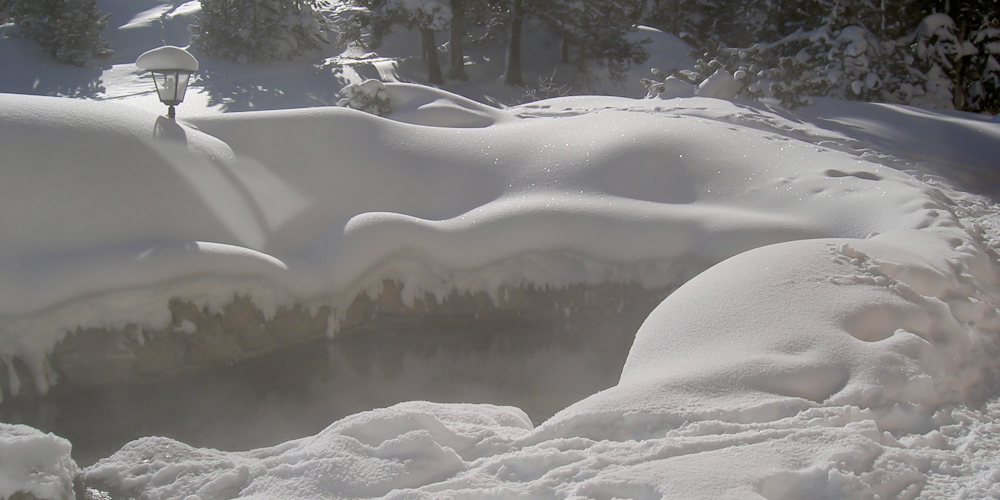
[2,84,1000,498]
[3,0,1000,498]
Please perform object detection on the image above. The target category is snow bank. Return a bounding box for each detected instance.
[0,87,980,391]
[79,226,1000,499]
[596,227,999,423]
[3,84,1000,497]
[83,402,532,500]
[0,424,77,500]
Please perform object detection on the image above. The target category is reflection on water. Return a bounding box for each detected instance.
[1,290,667,467]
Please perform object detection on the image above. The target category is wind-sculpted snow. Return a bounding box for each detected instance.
[2,85,1000,498]
[1,87,944,369]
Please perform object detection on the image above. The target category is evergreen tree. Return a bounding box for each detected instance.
[394,0,450,83]
[966,18,1000,113]
[1,0,112,66]
[340,0,450,83]
[709,0,896,106]
[503,0,524,86]
[448,0,469,80]
[945,0,1000,112]
[910,12,963,107]
[193,0,329,64]
[642,0,708,39]
[534,0,649,81]
[642,0,997,113]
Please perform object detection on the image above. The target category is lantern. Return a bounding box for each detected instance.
[135,46,199,120]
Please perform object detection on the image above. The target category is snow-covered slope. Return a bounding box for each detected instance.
[4,0,1000,497]
[2,81,1000,497]
[0,85,977,380]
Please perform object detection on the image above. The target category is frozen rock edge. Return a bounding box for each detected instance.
[2,281,669,394]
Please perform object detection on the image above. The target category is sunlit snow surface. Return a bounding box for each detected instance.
[3,84,1000,498]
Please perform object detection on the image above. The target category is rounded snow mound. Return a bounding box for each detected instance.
[383,82,507,128]
[608,229,998,422]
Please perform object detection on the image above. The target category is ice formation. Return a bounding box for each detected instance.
[0,424,76,500]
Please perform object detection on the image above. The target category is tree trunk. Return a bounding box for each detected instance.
[448,0,469,81]
[952,15,968,110]
[561,37,569,63]
[421,27,444,84]
[504,0,524,86]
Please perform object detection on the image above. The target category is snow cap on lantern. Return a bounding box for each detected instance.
[136,46,199,119]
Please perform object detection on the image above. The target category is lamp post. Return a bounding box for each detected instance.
[135,46,199,120]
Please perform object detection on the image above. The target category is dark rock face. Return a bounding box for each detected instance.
[15,281,670,392]
[49,298,331,388]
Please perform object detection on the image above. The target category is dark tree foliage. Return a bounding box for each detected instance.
[342,0,648,86]
[937,0,1000,112]
[642,0,705,39]
[503,0,524,85]
[0,0,112,66]
[448,0,469,80]
[966,14,1000,113]
[338,0,449,83]
[534,0,648,81]
[642,0,998,113]
[192,0,329,64]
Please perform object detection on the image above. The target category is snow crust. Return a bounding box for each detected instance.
[0,424,77,500]
[3,81,1000,497]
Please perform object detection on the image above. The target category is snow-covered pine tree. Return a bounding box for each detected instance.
[193,0,329,64]
[714,1,880,105]
[691,0,933,107]
[335,0,388,46]
[939,0,1000,113]
[910,12,963,108]
[1,0,112,66]
[643,0,997,112]
[966,18,1000,113]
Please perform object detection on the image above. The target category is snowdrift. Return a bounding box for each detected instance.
[2,84,1000,498]
[0,85,951,390]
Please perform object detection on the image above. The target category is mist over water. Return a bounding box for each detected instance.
[2,290,664,467]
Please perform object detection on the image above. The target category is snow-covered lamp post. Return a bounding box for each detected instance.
[135,46,199,120]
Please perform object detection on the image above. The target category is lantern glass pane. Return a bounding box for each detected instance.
[152,71,191,106]
[175,72,191,103]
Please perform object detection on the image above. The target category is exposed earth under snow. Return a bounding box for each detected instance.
[3,1,1000,499]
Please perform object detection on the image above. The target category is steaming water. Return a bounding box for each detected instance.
[1,290,665,466]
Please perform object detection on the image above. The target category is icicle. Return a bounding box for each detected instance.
[6,359,19,398]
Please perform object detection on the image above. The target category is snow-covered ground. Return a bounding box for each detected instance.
[3,1,1000,499]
